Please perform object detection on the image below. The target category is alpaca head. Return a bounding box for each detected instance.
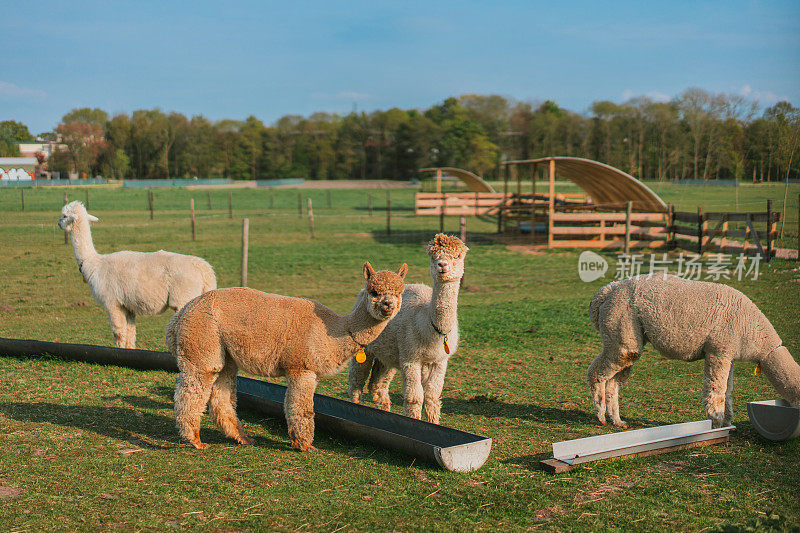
[426,234,469,283]
[362,262,407,321]
[58,201,99,233]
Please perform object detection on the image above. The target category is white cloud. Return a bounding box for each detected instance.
[0,81,46,99]
[337,91,372,100]
[621,89,671,103]
[738,85,787,105]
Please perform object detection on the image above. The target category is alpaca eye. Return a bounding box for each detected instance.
[370,290,378,297]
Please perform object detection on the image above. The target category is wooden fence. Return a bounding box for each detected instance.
[414,192,588,216]
[669,200,779,261]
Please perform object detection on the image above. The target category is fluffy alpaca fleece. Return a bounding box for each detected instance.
[166,262,407,451]
[58,201,216,349]
[588,274,800,429]
[348,234,468,423]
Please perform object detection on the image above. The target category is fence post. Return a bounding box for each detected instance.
[668,204,675,250]
[190,198,196,241]
[307,198,315,239]
[386,191,391,236]
[270,191,274,210]
[207,190,212,210]
[148,189,154,220]
[20,188,24,212]
[63,193,69,244]
[85,189,89,210]
[766,199,772,263]
[298,192,302,217]
[228,191,233,218]
[460,215,466,243]
[368,194,373,217]
[241,218,249,287]
[327,189,331,209]
[439,192,445,233]
[697,206,704,255]
[624,201,632,255]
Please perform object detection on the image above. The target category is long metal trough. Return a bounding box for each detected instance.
[541,420,735,473]
[0,336,492,472]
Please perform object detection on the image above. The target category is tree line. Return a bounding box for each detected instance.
[2,87,798,182]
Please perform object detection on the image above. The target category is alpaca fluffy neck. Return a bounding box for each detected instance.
[760,347,800,407]
[429,276,460,335]
[69,217,99,267]
[340,290,389,352]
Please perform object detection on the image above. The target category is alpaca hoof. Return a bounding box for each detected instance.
[291,439,317,452]
[613,420,628,429]
[190,441,209,450]
[236,435,254,446]
[376,401,391,411]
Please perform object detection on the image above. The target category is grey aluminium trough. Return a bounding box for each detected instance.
[237,376,492,473]
[0,336,492,472]
[541,420,735,472]
[747,399,800,441]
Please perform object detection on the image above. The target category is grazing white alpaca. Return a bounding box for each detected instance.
[588,274,800,429]
[58,201,216,349]
[348,234,468,424]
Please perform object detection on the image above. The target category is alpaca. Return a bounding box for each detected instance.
[588,274,800,429]
[165,262,407,451]
[58,201,216,349]
[348,234,468,424]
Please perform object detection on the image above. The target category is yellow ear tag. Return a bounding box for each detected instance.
[356,349,367,364]
[754,363,761,376]
[443,337,450,355]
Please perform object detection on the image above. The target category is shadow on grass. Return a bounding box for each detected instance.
[0,400,288,452]
[441,396,663,428]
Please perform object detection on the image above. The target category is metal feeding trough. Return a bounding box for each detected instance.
[541,420,735,473]
[747,400,800,441]
[0,337,491,472]
[236,377,492,472]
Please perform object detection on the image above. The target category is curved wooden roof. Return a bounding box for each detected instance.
[505,157,667,212]
[419,167,496,193]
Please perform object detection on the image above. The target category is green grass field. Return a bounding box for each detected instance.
[0,184,798,531]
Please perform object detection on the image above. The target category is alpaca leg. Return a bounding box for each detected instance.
[106,306,128,348]
[422,360,448,424]
[606,366,633,428]
[588,348,638,426]
[368,359,397,411]
[702,353,734,428]
[174,366,217,449]
[285,371,318,452]
[724,362,734,426]
[347,352,374,404]
[124,310,136,349]
[209,360,251,445]
[401,361,424,419]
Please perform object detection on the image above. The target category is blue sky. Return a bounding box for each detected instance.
[3,0,799,134]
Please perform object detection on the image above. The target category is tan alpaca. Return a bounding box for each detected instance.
[348,234,468,423]
[58,201,216,349]
[166,262,407,451]
[588,274,800,429]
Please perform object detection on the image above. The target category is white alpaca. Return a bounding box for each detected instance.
[348,234,468,423]
[588,274,800,429]
[58,201,216,349]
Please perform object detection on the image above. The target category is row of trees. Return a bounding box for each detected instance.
[3,88,799,182]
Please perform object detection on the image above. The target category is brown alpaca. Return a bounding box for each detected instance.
[166,262,407,451]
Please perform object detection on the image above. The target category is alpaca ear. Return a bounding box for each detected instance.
[363,262,375,279]
[396,263,408,279]
[87,213,99,222]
